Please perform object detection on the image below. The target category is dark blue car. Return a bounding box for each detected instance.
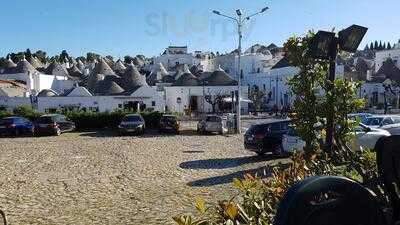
[0,116,34,136]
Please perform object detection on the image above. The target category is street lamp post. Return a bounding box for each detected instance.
[309,25,368,151]
[212,6,269,134]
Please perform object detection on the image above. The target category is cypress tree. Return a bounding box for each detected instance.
[388,42,392,49]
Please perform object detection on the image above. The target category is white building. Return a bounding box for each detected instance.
[36,85,165,113]
[164,86,248,114]
[375,48,400,72]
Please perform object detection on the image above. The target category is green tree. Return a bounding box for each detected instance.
[369,42,374,50]
[34,50,47,63]
[388,42,392,49]
[248,86,265,115]
[284,32,328,155]
[374,41,379,50]
[124,55,135,64]
[86,52,100,62]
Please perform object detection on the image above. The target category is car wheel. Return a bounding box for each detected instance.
[14,129,20,137]
[256,151,266,156]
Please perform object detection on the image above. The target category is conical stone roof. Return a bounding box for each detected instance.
[37,89,58,97]
[28,56,44,69]
[114,59,126,71]
[68,65,84,78]
[91,58,117,76]
[13,56,38,74]
[94,80,125,95]
[174,72,198,86]
[205,67,237,86]
[77,59,85,71]
[45,61,69,76]
[87,73,104,91]
[3,57,17,70]
[123,65,148,89]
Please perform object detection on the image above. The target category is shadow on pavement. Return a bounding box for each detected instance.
[187,166,270,187]
[78,129,233,138]
[180,155,279,170]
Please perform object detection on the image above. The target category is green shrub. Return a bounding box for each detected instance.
[173,149,382,225]
[64,110,163,130]
[13,105,42,121]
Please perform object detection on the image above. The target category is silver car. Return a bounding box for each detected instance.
[363,115,400,135]
[197,115,228,135]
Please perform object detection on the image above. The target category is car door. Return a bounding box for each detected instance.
[22,118,33,133]
[355,127,379,150]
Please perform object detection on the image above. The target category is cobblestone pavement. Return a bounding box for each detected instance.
[0,122,285,225]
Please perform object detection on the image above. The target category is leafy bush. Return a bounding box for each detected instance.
[173,149,381,225]
[64,110,163,130]
[12,105,42,120]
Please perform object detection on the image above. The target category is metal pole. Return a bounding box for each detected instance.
[236,16,242,134]
[325,38,338,152]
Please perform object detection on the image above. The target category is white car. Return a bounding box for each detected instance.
[282,124,390,153]
[363,115,400,135]
[197,115,228,135]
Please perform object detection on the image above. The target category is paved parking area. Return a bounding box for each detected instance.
[0,121,285,224]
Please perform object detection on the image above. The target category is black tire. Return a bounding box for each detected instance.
[14,129,20,137]
[275,176,385,225]
[256,151,266,156]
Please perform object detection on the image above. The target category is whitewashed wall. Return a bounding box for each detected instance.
[164,86,248,114]
[375,49,400,72]
[0,97,32,110]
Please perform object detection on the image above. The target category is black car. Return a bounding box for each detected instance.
[35,114,75,136]
[244,119,292,156]
[159,115,180,134]
[0,116,34,137]
[118,114,145,135]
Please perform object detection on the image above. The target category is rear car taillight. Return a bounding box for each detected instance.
[49,123,58,128]
[6,124,16,129]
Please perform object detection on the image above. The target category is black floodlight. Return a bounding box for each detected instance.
[236,9,243,16]
[309,31,336,60]
[261,7,269,13]
[338,25,368,52]
[212,10,221,15]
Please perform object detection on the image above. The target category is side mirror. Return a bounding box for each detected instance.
[364,127,372,133]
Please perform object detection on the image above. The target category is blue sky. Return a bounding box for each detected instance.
[1,0,399,58]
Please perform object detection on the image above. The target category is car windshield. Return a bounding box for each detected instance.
[161,116,177,122]
[37,116,54,124]
[123,115,142,122]
[363,117,384,126]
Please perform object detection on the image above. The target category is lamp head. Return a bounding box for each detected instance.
[338,25,368,53]
[261,7,269,13]
[236,9,243,16]
[212,10,221,15]
[309,31,337,60]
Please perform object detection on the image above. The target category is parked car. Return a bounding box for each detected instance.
[35,114,75,136]
[118,114,145,135]
[363,115,400,135]
[159,115,180,134]
[282,123,390,154]
[348,113,372,124]
[0,116,34,137]
[197,115,228,135]
[244,119,291,156]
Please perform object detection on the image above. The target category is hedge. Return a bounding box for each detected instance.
[0,106,164,130]
[64,111,163,130]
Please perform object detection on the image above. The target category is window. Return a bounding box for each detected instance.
[263,84,266,90]
[152,101,156,106]
[257,68,261,73]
